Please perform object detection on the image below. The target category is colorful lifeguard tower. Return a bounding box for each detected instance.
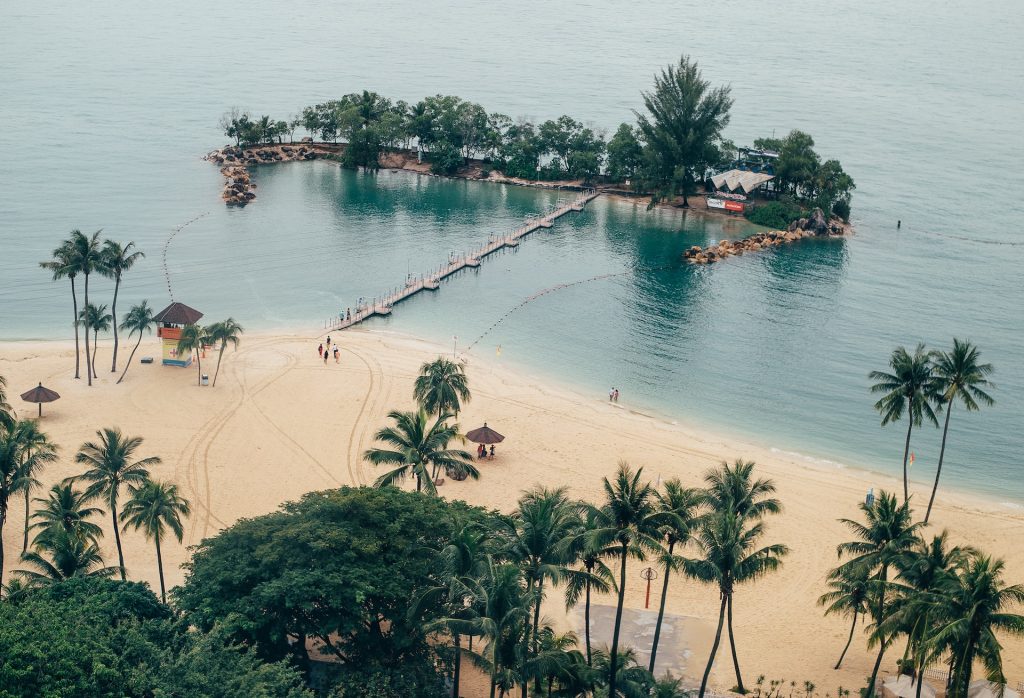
[153,302,204,367]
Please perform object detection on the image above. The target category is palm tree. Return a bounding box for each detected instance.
[414,357,471,417]
[40,238,83,379]
[463,558,532,698]
[79,302,112,379]
[869,345,939,503]
[206,318,244,387]
[928,553,1024,697]
[818,564,871,669]
[924,340,995,523]
[650,479,703,674]
[835,491,923,696]
[688,510,788,697]
[564,508,616,666]
[117,301,155,384]
[504,486,582,696]
[0,374,11,431]
[591,644,656,698]
[364,409,478,494]
[529,626,583,697]
[98,240,144,373]
[587,463,665,698]
[176,323,209,386]
[11,420,58,553]
[71,230,103,385]
[120,480,190,602]
[73,427,160,580]
[30,483,105,545]
[16,527,118,585]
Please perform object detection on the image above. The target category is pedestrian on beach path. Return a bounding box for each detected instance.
[323,348,329,365]
[318,343,323,358]
[333,344,339,363]
[326,335,331,347]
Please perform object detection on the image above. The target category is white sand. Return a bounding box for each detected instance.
[2,330,1021,693]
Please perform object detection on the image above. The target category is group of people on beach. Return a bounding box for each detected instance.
[318,336,340,364]
[608,387,620,403]
[477,443,495,460]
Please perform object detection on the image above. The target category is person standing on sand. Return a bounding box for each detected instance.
[333,344,339,363]
[613,388,619,403]
[326,335,331,347]
[609,387,615,402]
[346,308,351,322]
[318,343,323,358]
[323,348,329,365]
[489,445,495,460]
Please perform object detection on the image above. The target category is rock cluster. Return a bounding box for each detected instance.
[683,208,848,265]
[788,207,847,236]
[204,145,321,206]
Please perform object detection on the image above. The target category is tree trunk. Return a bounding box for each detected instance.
[726,594,745,693]
[111,276,120,372]
[212,344,226,387]
[901,398,914,503]
[0,498,8,589]
[195,350,202,386]
[584,575,592,666]
[608,542,629,698]
[92,328,99,377]
[84,273,92,386]
[532,578,544,693]
[71,277,81,379]
[867,636,888,698]
[489,680,496,698]
[117,333,142,384]
[22,485,31,553]
[155,533,166,603]
[925,404,954,524]
[453,634,461,698]
[700,594,729,698]
[111,505,126,581]
[835,611,858,669]
[520,575,534,698]
[650,541,675,673]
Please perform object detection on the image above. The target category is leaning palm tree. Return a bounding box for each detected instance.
[869,344,939,503]
[835,491,923,696]
[206,318,244,387]
[73,427,160,580]
[40,238,82,379]
[79,302,112,380]
[116,301,155,384]
[100,239,144,373]
[30,483,105,546]
[928,553,1024,697]
[924,340,995,523]
[71,229,103,385]
[688,510,788,696]
[176,323,209,386]
[11,420,58,553]
[650,479,703,673]
[587,463,665,698]
[0,421,52,588]
[564,508,616,666]
[16,527,118,585]
[414,357,471,416]
[818,564,871,669]
[120,480,190,603]
[363,408,478,495]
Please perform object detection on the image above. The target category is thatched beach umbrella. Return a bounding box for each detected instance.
[20,382,60,417]
[882,676,936,698]
[464,423,505,445]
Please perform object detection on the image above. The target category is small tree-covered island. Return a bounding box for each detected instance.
[209,56,855,263]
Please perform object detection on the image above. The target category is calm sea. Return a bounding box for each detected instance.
[1,1,1021,500]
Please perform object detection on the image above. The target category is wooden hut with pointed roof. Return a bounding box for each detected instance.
[154,302,204,367]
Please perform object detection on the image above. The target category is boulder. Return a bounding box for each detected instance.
[805,208,829,236]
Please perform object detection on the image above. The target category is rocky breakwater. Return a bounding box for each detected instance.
[683,207,848,265]
[204,144,320,206]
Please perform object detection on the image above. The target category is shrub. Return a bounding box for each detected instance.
[745,200,805,229]
[832,198,851,222]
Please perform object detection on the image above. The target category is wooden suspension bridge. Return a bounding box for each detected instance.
[324,189,600,331]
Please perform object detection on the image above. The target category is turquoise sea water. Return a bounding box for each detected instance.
[0,1,1021,500]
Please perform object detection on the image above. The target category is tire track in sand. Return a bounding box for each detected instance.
[342,341,392,487]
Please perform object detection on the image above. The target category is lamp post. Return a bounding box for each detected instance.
[640,567,658,609]
[453,335,458,358]
[536,163,541,183]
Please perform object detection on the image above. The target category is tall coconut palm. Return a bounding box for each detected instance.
[818,564,871,669]
[835,491,923,696]
[11,420,58,553]
[504,486,582,697]
[364,408,478,495]
[120,480,190,603]
[117,301,155,384]
[79,302,112,379]
[650,479,703,674]
[688,510,788,696]
[100,240,144,373]
[16,527,118,585]
[414,357,472,417]
[73,427,160,580]
[206,318,244,387]
[925,340,995,524]
[71,230,103,385]
[176,323,209,386]
[463,558,532,698]
[0,421,56,587]
[928,554,1024,697]
[40,238,82,379]
[587,463,665,698]
[869,345,939,503]
[30,483,105,545]
[564,508,616,666]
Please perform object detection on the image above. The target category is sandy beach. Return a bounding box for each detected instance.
[2,330,1021,692]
